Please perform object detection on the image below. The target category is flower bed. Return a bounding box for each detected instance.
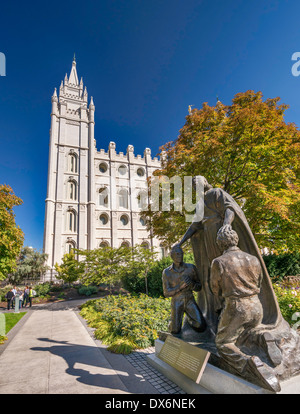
[273,283,300,327]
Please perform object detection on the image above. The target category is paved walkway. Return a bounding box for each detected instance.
[0,299,184,394]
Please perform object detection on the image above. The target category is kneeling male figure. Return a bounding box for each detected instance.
[162,245,206,334]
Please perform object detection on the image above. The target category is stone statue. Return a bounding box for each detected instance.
[210,226,280,391]
[162,245,206,335]
[177,177,284,336]
[171,176,300,392]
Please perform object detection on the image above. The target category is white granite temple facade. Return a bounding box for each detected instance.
[43,59,162,280]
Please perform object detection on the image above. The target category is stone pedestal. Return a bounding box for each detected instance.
[146,339,300,394]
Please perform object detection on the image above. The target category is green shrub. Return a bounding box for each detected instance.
[80,294,171,353]
[263,253,300,282]
[78,285,98,296]
[146,257,173,297]
[33,282,52,297]
[49,284,63,292]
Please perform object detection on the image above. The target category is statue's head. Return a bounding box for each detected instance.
[170,245,184,263]
[216,226,239,252]
[192,176,213,192]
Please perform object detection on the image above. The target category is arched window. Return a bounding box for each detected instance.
[99,187,108,207]
[119,189,128,209]
[121,240,130,247]
[66,240,76,254]
[69,153,78,173]
[67,210,76,232]
[141,241,150,250]
[68,180,77,200]
[100,241,109,248]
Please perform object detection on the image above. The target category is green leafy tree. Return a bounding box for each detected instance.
[120,245,157,295]
[55,252,85,285]
[10,246,49,284]
[78,246,126,291]
[0,185,24,280]
[145,91,300,252]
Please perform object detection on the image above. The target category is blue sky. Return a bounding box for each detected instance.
[1,0,300,250]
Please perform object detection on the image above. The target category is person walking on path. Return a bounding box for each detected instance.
[5,289,14,311]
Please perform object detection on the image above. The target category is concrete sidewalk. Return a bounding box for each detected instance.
[0,300,182,394]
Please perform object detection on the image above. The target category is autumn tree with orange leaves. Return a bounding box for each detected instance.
[144,91,300,252]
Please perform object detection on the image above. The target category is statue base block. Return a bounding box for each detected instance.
[146,339,300,394]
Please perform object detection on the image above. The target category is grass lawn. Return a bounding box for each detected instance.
[4,312,26,334]
[0,312,27,344]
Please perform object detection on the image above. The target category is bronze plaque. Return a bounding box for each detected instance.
[158,335,210,383]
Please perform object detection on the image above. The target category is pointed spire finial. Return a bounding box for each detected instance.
[52,88,58,103]
[89,96,95,108]
[73,53,76,63]
[69,57,79,86]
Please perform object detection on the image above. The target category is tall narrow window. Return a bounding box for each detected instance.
[67,210,76,232]
[69,153,78,173]
[99,187,108,207]
[159,243,165,259]
[68,180,77,200]
[137,191,148,210]
[119,189,128,209]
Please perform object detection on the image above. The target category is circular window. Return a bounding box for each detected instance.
[99,163,108,173]
[118,165,127,175]
[100,241,109,248]
[100,213,108,225]
[120,214,129,226]
[137,168,145,177]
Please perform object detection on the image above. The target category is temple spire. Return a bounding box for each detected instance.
[69,56,79,86]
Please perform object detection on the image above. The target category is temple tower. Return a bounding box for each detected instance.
[43,59,163,280]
